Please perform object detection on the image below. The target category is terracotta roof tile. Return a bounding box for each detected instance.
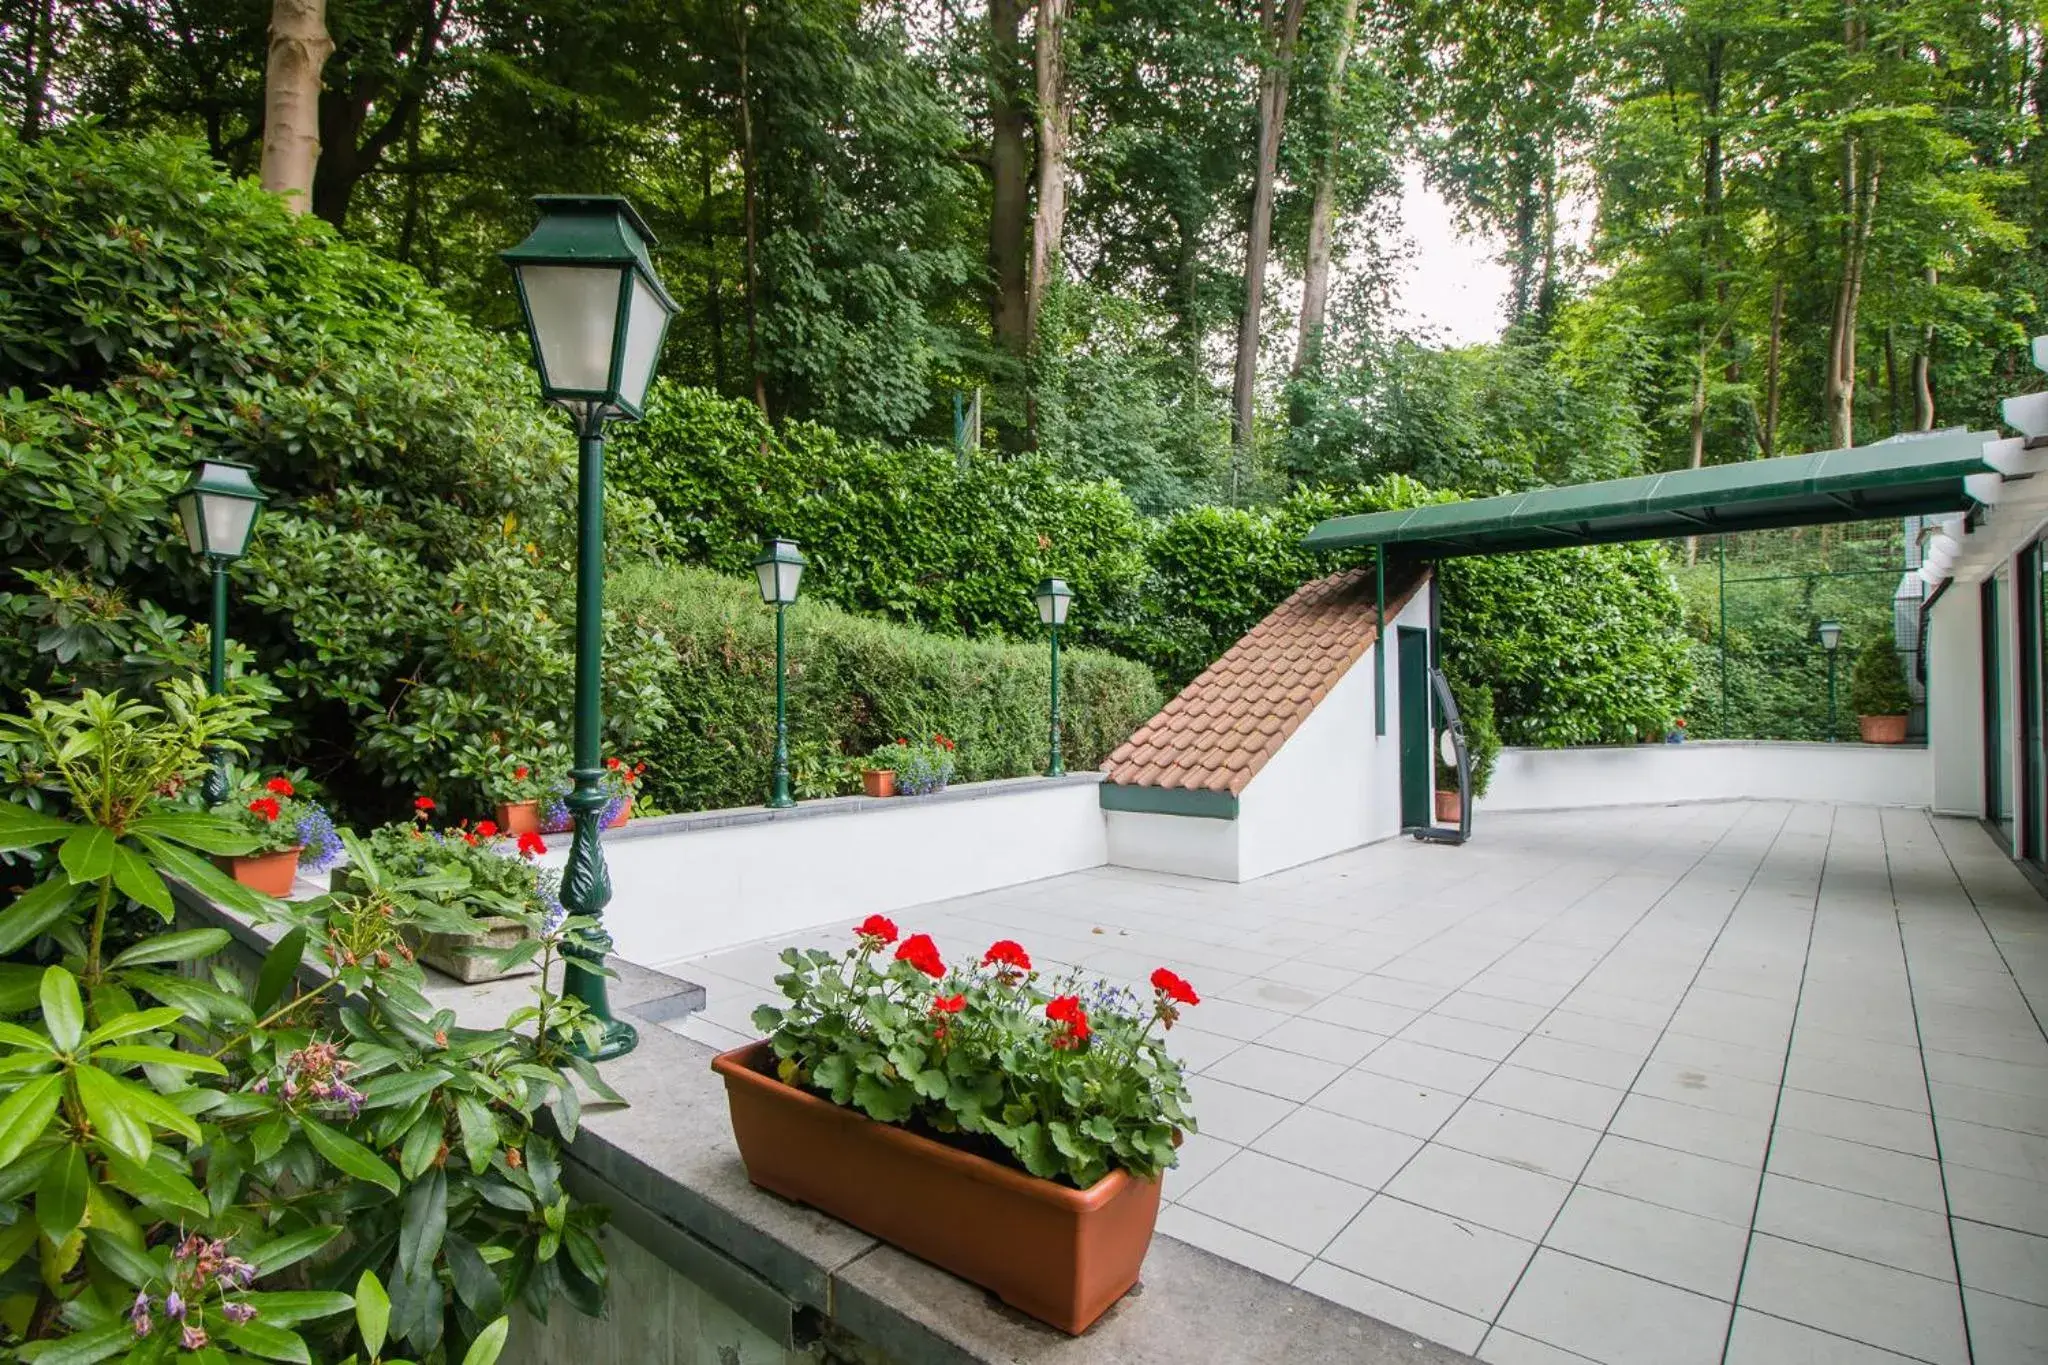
[1103,568,1429,797]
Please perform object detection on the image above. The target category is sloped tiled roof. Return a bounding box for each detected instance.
[1104,568,1428,795]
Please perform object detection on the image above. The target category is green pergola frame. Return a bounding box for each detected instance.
[1302,429,2001,559]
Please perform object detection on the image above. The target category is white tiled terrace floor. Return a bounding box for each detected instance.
[659,801,2048,1365]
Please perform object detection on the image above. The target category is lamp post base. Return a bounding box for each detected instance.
[575,1015,640,1062]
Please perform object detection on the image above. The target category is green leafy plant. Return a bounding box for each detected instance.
[0,686,619,1361]
[356,812,562,934]
[1849,637,1912,717]
[755,917,1198,1188]
[453,740,569,809]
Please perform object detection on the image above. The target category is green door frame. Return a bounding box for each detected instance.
[1398,626,1431,829]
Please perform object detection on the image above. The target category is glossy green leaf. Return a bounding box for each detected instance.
[455,1095,496,1173]
[354,1269,390,1356]
[253,926,309,1015]
[130,832,273,917]
[0,1074,64,1169]
[299,1116,400,1194]
[221,1320,312,1364]
[40,965,84,1051]
[81,1005,184,1047]
[24,1319,134,1365]
[73,1065,154,1163]
[109,928,231,969]
[56,826,114,883]
[460,1316,510,1365]
[75,1063,201,1147]
[84,1226,164,1288]
[100,1146,209,1220]
[108,843,173,919]
[124,969,255,1026]
[239,1291,354,1327]
[126,810,259,856]
[361,1067,449,1111]
[0,876,80,955]
[398,1168,448,1290]
[0,802,77,851]
[37,1141,88,1241]
[248,1224,343,1276]
[93,1043,226,1074]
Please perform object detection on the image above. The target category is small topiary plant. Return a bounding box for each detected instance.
[1849,637,1912,717]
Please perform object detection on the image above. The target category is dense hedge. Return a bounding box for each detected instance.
[610,565,1161,811]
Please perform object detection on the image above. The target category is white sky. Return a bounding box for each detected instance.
[1387,160,1512,348]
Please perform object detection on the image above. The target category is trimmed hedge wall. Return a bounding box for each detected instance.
[610,564,1162,812]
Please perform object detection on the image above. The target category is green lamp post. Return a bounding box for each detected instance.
[1818,620,1843,742]
[502,195,678,1062]
[752,538,806,809]
[1034,578,1072,777]
[174,459,266,805]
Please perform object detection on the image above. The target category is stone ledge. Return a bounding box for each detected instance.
[173,884,1477,1365]
[608,772,1104,842]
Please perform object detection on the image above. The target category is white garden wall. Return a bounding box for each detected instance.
[1478,739,1932,813]
[1926,586,1987,817]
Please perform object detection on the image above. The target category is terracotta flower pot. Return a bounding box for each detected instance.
[1434,789,1462,823]
[605,798,632,829]
[711,1041,1160,1335]
[225,847,303,897]
[861,769,897,798]
[495,800,543,837]
[1859,713,1908,744]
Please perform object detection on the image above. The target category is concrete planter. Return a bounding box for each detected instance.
[415,914,538,984]
[711,1040,1159,1335]
[1858,713,1908,744]
[224,847,302,897]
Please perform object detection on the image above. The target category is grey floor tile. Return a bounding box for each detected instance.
[1496,1249,1730,1365]
[1215,976,1324,1014]
[1480,1328,1603,1365]
[1608,1092,1771,1168]
[1963,1287,2048,1364]
[1345,974,1455,1010]
[1155,1203,1310,1283]
[1945,1165,2048,1238]
[1201,1042,1346,1103]
[1782,1053,1933,1112]
[1654,1032,1789,1086]
[1766,1127,1948,1213]
[1251,1105,1423,1190]
[1723,1309,1925,1364]
[1259,1015,1385,1066]
[1320,1195,1537,1320]
[1925,1051,2048,1100]
[1775,1087,1937,1158]
[1476,1065,1627,1131]
[1401,1011,1530,1062]
[1303,993,1424,1037]
[1937,1115,2048,1183]
[1172,1028,1246,1074]
[1753,1173,1956,1280]
[1360,1039,1501,1096]
[1295,1260,1488,1356]
[1175,997,1292,1043]
[1558,989,1677,1030]
[1435,990,1553,1033]
[1176,1148,1372,1255]
[1311,1067,1464,1138]
[1952,1218,2048,1306]
[1511,1035,1647,1090]
[1737,1233,1969,1365]
[1184,1074,1296,1145]
[1534,1010,1661,1058]
[1436,1101,1603,1181]
[1466,972,1577,1009]
[1632,1058,1782,1121]
[1579,1134,1763,1226]
[1931,1079,2048,1139]
[1257,957,1367,996]
[1162,1131,1238,1198]
[1544,1185,1749,1300]
[1385,1142,1572,1241]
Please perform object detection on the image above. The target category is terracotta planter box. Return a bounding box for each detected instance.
[861,769,896,798]
[495,800,543,837]
[1859,713,1908,744]
[415,914,538,984]
[606,798,631,829]
[1434,789,1462,823]
[711,1041,1160,1334]
[224,847,302,897]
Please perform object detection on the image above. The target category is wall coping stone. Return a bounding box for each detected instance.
[174,879,1476,1365]
[608,772,1105,843]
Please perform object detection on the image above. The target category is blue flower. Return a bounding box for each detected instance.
[295,805,346,873]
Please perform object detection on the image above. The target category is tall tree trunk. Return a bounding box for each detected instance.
[1824,12,1877,448]
[1884,325,1901,433]
[1291,0,1361,390]
[1025,0,1071,349]
[738,15,767,418]
[259,0,334,213]
[703,145,728,395]
[1762,276,1784,457]
[1507,178,1539,321]
[988,0,1032,364]
[18,0,54,141]
[1231,0,1309,483]
[1912,265,1936,430]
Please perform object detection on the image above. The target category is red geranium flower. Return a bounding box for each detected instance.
[1046,994,1091,1048]
[514,765,530,780]
[854,914,899,945]
[931,993,966,1015]
[1150,967,1200,1006]
[248,797,281,822]
[982,940,1032,972]
[517,831,547,858]
[605,757,622,771]
[475,819,499,839]
[414,796,435,812]
[895,933,945,978]
[265,776,295,797]
[460,830,478,846]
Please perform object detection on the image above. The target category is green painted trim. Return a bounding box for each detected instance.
[1098,783,1239,820]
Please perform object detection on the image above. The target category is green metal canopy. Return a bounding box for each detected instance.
[1302,428,2001,558]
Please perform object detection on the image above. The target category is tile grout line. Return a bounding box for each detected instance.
[1716,802,1834,1365]
[1922,814,2048,1048]
[1885,807,1979,1365]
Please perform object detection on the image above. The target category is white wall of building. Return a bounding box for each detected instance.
[592,780,1108,967]
[1478,740,1932,812]
[1927,587,1986,817]
[1102,810,1240,881]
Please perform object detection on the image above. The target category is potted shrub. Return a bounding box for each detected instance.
[714,919,1199,1334]
[859,741,900,797]
[488,750,565,836]
[888,733,958,796]
[541,756,644,832]
[1433,678,1500,823]
[1850,637,1911,743]
[216,774,345,896]
[353,801,561,982]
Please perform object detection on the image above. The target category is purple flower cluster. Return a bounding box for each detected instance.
[280,1039,365,1116]
[130,1235,258,1344]
[295,804,346,873]
[540,785,628,833]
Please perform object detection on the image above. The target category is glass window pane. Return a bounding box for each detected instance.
[616,274,669,409]
[203,496,257,557]
[519,265,623,394]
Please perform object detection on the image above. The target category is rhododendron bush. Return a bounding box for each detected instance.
[754,917,1198,1187]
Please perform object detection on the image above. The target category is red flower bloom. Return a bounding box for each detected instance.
[248,797,281,822]
[517,831,547,858]
[414,796,436,812]
[475,819,499,839]
[605,757,623,771]
[265,776,295,797]
[1046,994,1091,1048]
[514,765,530,780]
[1150,968,1200,1006]
[931,993,966,1015]
[895,933,945,978]
[854,914,899,945]
[982,940,1032,972]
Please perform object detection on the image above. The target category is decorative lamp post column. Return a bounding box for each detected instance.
[502,195,678,1062]
[1034,578,1072,777]
[752,538,806,809]
[1818,621,1843,742]
[174,459,266,805]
